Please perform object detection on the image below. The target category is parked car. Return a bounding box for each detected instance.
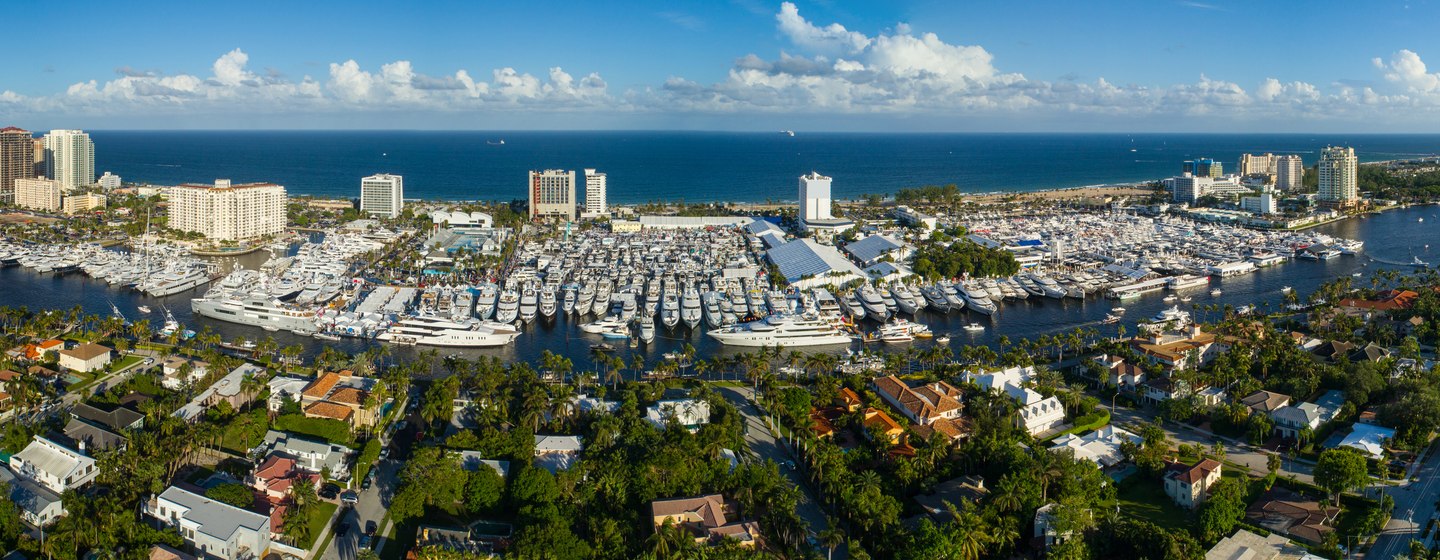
[361,476,372,490]
[366,520,378,535]
[340,490,359,505]
[319,483,340,500]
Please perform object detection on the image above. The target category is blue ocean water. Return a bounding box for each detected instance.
[91,131,1440,203]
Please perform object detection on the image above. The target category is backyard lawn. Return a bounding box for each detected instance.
[1115,477,1193,531]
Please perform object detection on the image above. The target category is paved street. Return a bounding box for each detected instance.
[719,386,845,559]
[1108,403,1315,483]
[1365,443,1440,560]
[320,460,400,560]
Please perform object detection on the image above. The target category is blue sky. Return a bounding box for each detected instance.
[4,0,1440,131]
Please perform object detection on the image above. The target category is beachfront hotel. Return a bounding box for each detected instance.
[169,179,287,241]
[528,169,576,220]
[42,129,94,191]
[583,168,608,218]
[1238,153,1279,176]
[1318,146,1358,206]
[360,173,405,219]
[0,127,35,205]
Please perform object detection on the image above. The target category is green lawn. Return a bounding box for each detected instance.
[294,502,339,550]
[1115,478,1193,531]
[112,354,144,371]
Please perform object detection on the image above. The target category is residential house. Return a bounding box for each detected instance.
[161,357,210,390]
[534,435,583,474]
[1141,376,1201,406]
[963,365,1036,391]
[1348,342,1391,363]
[1130,327,1227,371]
[1240,390,1291,415]
[871,375,970,441]
[836,388,862,411]
[1245,489,1339,545]
[646,399,712,432]
[650,494,763,548]
[1164,458,1222,509]
[861,408,904,444]
[246,454,320,536]
[1006,384,1066,436]
[72,401,145,432]
[63,418,128,452]
[1334,422,1395,458]
[145,485,271,560]
[10,435,98,494]
[0,465,63,527]
[1033,504,1069,550]
[1311,341,1355,362]
[1204,528,1317,560]
[1097,355,1147,390]
[1050,426,1141,468]
[298,371,382,428]
[1336,289,1419,311]
[1271,390,1345,440]
[56,343,112,373]
[175,364,265,423]
[10,339,64,362]
[265,376,309,413]
[457,451,510,479]
[253,430,351,479]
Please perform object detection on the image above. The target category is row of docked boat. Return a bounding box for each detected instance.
[0,241,219,297]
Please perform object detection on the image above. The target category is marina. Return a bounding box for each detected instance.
[0,205,1432,377]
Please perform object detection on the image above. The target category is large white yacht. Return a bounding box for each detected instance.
[191,292,322,334]
[707,313,853,347]
[681,284,703,329]
[376,315,521,347]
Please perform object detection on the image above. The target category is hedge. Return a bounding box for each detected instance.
[352,439,382,485]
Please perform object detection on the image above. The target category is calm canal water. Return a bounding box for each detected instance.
[3,205,1437,375]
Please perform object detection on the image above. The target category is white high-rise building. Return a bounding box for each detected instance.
[528,169,576,220]
[14,178,62,212]
[42,130,94,191]
[168,179,287,241]
[1318,146,1357,205]
[359,173,404,219]
[583,168,607,217]
[798,171,833,222]
[1241,192,1277,215]
[97,171,121,190]
[1170,173,1212,204]
[1275,155,1304,190]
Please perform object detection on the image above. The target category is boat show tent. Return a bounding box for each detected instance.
[765,238,866,290]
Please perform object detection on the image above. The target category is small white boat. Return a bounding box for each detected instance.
[1111,307,1127,314]
[1162,295,1178,303]
[137,305,152,314]
[935,335,951,344]
[962,323,984,333]
[1281,286,1293,293]
[313,333,341,341]
[1209,289,1222,296]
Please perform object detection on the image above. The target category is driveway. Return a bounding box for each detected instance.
[718,386,846,559]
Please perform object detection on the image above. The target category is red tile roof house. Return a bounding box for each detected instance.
[1163,458,1222,509]
[650,494,763,548]
[871,375,970,442]
[247,454,321,536]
